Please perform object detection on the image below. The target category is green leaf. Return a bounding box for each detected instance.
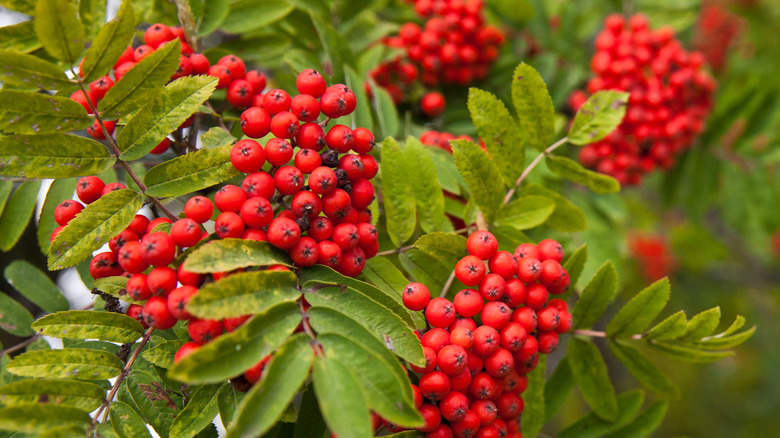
[308,306,413,399]
[572,261,618,329]
[373,86,400,139]
[558,390,646,438]
[0,90,91,134]
[568,337,619,421]
[298,264,417,332]
[606,278,670,338]
[546,155,621,194]
[110,400,153,438]
[320,333,423,427]
[199,126,235,149]
[293,386,327,438]
[31,310,144,343]
[187,270,300,319]
[344,66,373,131]
[197,0,230,35]
[36,178,77,255]
[681,307,721,341]
[511,62,555,151]
[468,87,526,185]
[80,0,136,83]
[645,340,734,363]
[169,384,221,438]
[398,249,451,296]
[218,384,244,430]
[117,371,182,436]
[0,49,72,90]
[644,311,687,341]
[0,405,89,434]
[0,21,41,53]
[228,334,314,438]
[6,348,124,380]
[603,400,668,438]
[609,340,677,398]
[303,282,424,366]
[182,239,292,273]
[0,180,11,221]
[34,0,85,64]
[98,40,181,120]
[0,379,105,411]
[495,195,555,230]
[5,260,68,314]
[78,0,107,41]
[220,0,294,33]
[563,244,588,288]
[518,184,587,232]
[0,293,34,336]
[0,133,115,179]
[360,257,426,329]
[118,75,217,160]
[521,354,546,438]
[144,144,239,197]
[0,181,41,252]
[312,356,372,438]
[380,137,416,247]
[48,189,143,270]
[427,146,464,195]
[142,339,186,369]
[167,302,300,384]
[404,137,447,233]
[568,90,630,145]
[544,359,575,422]
[450,139,504,223]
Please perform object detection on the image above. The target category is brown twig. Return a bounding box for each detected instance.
[205,101,230,132]
[72,69,177,221]
[0,334,42,357]
[92,326,155,426]
[440,269,458,298]
[503,136,569,204]
[298,296,324,356]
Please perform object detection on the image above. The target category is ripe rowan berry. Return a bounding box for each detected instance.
[188,318,224,345]
[472,325,500,357]
[290,236,319,266]
[455,255,487,286]
[317,240,342,268]
[426,297,457,328]
[215,184,248,213]
[167,286,198,319]
[411,346,438,374]
[479,273,506,301]
[419,371,451,401]
[143,296,177,330]
[146,266,178,297]
[215,211,245,239]
[184,196,214,223]
[242,171,276,200]
[117,241,149,274]
[230,139,266,173]
[54,200,84,226]
[76,176,105,204]
[174,342,199,363]
[144,23,175,48]
[240,107,272,138]
[421,91,446,117]
[437,344,468,376]
[267,217,301,250]
[440,391,469,422]
[170,218,202,248]
[403,282,431,311]
[273,166,304,195]
[127,273,152,301]
[294,149,322,173]
[481,301,511,330]
[263,89,292,114]
[140,232,176,267]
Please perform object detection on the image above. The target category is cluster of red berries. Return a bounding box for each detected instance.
[230,68,379,276]
[570,14,716,186]
[70,22,266,153]
[693,1,742,71]
[627,232,674,282]
[368,0,504,115]
[53,175,278,384]
[391,232,572,437]
[420,130,475,153]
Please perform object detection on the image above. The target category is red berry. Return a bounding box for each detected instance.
[227,79,255,108]
[170,218,202,248]
[188,318,224,344]
[143,296,177,329]
[245,70,266,92]
[215,184,248,213]
[127,214,150,238]
[127,273,152,301]
[291,94,321,123]
[88,76,114,100]
[117,241,149,274]
[144,23,175,48]
[140,232,176,267]
[326,125,355,153]
[481,301,511,330]
[485,348,514,378]
[352,128,375,154]
[418,403,442,433]
[440,391,469,422]
[289,236,319,266]
[189,53,210,75]
[273,166,304,195]
[296,123,326,151]
[317,240,342,268]
[215,211,245,239]
[240,197,274,229]
[499,322,527,352]
[267,217,301,250]
[146,266,178,298]
[265,138,294,167]
[437,344,468,376]
[472,325,500,357]
[168,285,198,320]
[469,372,497,400]
[425,297,457,328]
[263,89,292,114]
[296,69,327,97]
[240,107,272,138]
[421,91,446,117]
[419,371,451,401]
[177,264,202,287]
[184,196,214,223]
[54,200,84,226]
[89,252,124,279]
[76,176,105,204]
[150,137,171,154]
[479,273,506,301]
[174,341,200,363]
[133,45,154,62]
[453,289,483,317]
[270,111,300,139]
[218,55,246,79]
[467,231,498,260]
[231,139,266,173]
[242,171,276,199]
[294,149,322,174]
[455,255,487,286]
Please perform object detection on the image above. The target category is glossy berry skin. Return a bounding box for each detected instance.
[308,217,334,242]
[127,274,152,301]
[144,23,175,48]
[88,76,114,100]
[317,240,342,268]
[76,176,105,204]
[215,185,248,213]
[184,196,214,223]
[143,296,178,330]
[167,285,198,320]
[453,289,482,317]
[425,297,457,328]
[294,149,322,174]
[265,138,294,167]
[89,252,124,279]
[54,200,84,226]
[419,404,442,433]
[274,166,304,195]
[117,241,149,274]
[245,70,266,92]
[296,68,327,97]
[472,325,500,357]
[309,167,338,195]
[140,232,176,267]
[230,139,266,173]
[440,391,469,423]
[419,371,451,401]
[227,79,254,108]
[290,236,319,266]
[352,128,375,154]
[267,217,301,250]
[437,344,468,376]
[217,55,245,79]
[127,214,150,238]
[290,94,321,122]
[337,246,365,277]
[270,111,300,139]
[455,255,487,286]
[215,212,245,239]
[467,231,498,260]
[481,301,511,330]
[147,266,178,297]
[240,107,271,138]
[150,137,171,154]
[421,91,446,117]
[537,239,564,262]
[188,318,224,345]
[174,341,200,363]
[242,171,276,200]
[240,197,274,229]
[170,218,202,248]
